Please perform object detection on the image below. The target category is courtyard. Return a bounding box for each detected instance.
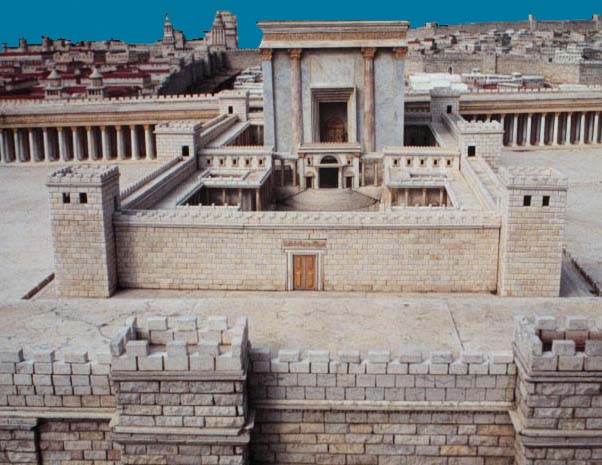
[0,145,601,301]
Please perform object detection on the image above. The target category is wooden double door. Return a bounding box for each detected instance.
[293,255,317,290]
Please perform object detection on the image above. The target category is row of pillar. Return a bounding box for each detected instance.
[0,124,156,163]
[464,111,602,147]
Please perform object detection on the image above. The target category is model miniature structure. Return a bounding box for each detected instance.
[34,20,574,298]
[1,313,601,465]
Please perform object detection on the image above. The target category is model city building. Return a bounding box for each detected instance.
[0,11,602,465]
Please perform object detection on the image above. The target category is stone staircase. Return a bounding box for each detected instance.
[276,188,380,211]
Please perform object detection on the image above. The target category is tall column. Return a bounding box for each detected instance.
[101,126,110,160]
[595,112,600,144]
[57,127,68,162]
[130,125,140,159]
[116,126,126,160]
[337,166,343,189]
[289,48,303,155]
[512,114,518,147]
[144,125,154,159]
[373,161,378,186]
[73,128,82,161]
[0,130,5,163]
[553,113,559,146]
[86,126,95,160]
[28,129,37,162]
[298,158,306,190]
[539,114,546,146]
[525,113,532,146]
[13,129,23,163]
[566,113,572,144]
[361,161,366,186]
[261,48,276,148]
[579,112,586,145]
[362,47,376,153]
[43,128,51,161]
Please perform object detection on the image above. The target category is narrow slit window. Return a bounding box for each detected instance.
[79,193,87,204]
[542,195,550,207]
[62,193,70,204]
[523,195,532,207]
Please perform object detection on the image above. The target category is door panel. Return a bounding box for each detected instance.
[293,255,317,290]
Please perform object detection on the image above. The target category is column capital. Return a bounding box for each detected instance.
[288,48,302,60]
[361,47,377,60]
[260,48,273,61]
[393,47,408,59]
[57,127,63,133]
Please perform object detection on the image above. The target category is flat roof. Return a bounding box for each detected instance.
[258,20,409,49]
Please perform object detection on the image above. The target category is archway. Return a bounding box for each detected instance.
[319,156,338,188]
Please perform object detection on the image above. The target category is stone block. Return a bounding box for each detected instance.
[167,340,188,356]
[338,350,360,363]
[216,354,242,371]
[0,349,23,363]
[190,353,215,371]
[279,349,300,362]
[33,350,55,363]
[64,350,89,364]
[308,350,330,363]
[147,316,168,331]
[566,316,590,331]
[206,315,228,331]
[126,340,149,356]
[174,316,198,331]
[165,354,189,371]
[552,340,576,356]
[585,340,602,356]
[138,353,164,371]
[535,316,557,330]
[112,355,137,371]
[368,350,390,363]
[431,350,453,363]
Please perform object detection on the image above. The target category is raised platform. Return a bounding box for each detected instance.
[276,188,379,211]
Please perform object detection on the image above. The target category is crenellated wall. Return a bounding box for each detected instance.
[2,313,602,465]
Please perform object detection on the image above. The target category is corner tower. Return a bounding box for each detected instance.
[497,166,568,296]
[47,165,120,297]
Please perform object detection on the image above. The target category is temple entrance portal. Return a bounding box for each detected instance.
[319,156,339,188]
[319,102,348,142]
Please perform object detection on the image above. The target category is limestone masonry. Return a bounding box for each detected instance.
[1,313,601,465]
[1,11,602,465]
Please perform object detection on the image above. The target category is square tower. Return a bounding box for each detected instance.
[497,166,568,297]
[47,165,120,297]
[154,120,202,161]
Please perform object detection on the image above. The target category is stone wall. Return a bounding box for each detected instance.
[113,210,500,293]
[38,420,118,464]
[224,49,261,71]
[2,313,602,465]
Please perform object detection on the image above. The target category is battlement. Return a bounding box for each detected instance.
[456,119,504,134]
[514,315,602,373]
[497,166,569,190]
[154,120,203,134]
[430,87,463,98]
[110,315,249,373]
[46,164,119,186]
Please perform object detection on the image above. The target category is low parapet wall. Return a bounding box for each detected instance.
[2,313,601,465]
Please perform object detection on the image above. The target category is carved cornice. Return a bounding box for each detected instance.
[264,31,407,42]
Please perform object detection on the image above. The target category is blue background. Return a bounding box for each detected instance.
[0,0,599,48]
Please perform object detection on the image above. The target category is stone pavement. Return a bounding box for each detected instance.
[1,292,601,357]
[0,162,160,300]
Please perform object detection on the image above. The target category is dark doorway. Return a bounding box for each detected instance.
[319,102,348,142]
[345,177,353,189]
[319,168,338,188]
[306,177,313,189]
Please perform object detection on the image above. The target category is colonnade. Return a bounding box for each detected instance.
[463,111,602,147]
[0,124,156,163]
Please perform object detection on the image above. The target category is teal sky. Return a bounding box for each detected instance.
[0,0,600,48]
